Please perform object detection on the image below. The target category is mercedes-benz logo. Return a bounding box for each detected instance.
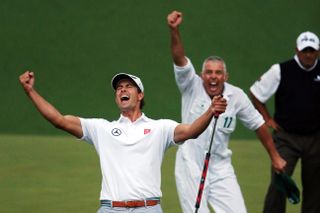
[111,128,122,136]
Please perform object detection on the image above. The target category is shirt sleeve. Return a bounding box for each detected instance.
[237,90,265,130]
[249,64,281,103]
[173,57,198,93]
[161,119,179,147]
[79,118,98,145]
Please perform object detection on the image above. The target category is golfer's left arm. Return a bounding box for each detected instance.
[174,96,227,144]
[255,124,286,173]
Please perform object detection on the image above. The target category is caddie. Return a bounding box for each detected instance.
[167,10,286,213]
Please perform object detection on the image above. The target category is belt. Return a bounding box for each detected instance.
[100,198,160,208]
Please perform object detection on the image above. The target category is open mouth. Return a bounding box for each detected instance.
[209,82,218,89]
[120,95,130,101]
[207,82,221,94]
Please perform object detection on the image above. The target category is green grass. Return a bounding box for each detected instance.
[0,134,302,212]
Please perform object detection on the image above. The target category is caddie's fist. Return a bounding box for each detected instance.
[212,96,227,118]
[167,10,183,28]
[19,71,35,93]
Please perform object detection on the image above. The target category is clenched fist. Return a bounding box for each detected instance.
[167,10,183,29]
[19,71,35,93]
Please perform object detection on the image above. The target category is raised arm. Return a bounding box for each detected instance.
[174,96,227,143]
[19,71,83,138]
[167,10,188,66]
[255,124,286,173]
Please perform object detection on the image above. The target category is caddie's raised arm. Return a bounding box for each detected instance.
[167,10,187,67]
[19,71,83,138]
[174,96,227,144]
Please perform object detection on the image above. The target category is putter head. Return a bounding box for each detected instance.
[274,173,300,204]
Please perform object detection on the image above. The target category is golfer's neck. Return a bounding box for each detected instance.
[121,110,142,122]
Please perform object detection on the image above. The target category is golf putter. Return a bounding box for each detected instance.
[194,112,220,213]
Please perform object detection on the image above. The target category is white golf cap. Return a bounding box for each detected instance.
[111,73,144,92]
[296,31,319,51]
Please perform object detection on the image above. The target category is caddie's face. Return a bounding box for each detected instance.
[201,60,228,98]
[115,79,144,112]
[296,47,319,69]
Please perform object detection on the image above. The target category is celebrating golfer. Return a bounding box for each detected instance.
[167,10,286,213]
[19,71,227,213]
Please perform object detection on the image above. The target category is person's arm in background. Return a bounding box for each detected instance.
[167,10,188,67]
[249,92,281,131]
[19,71,83,138]
[249,64,283,131]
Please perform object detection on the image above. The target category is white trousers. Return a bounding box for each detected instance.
[175,148,247,213]
[97,204,163,213]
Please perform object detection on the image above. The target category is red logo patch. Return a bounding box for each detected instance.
[144,129,151,135]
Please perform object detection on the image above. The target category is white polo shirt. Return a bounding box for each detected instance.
[174,57,264,178]
[80,113,178,201]
[250,55,319,103]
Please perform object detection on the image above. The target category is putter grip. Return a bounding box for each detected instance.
[214,112,221,118]
[214,95,224,118]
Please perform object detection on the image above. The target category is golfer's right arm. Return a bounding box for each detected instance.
[174,96,227,144]
[167,10,188,66]
[19,71,83,138]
